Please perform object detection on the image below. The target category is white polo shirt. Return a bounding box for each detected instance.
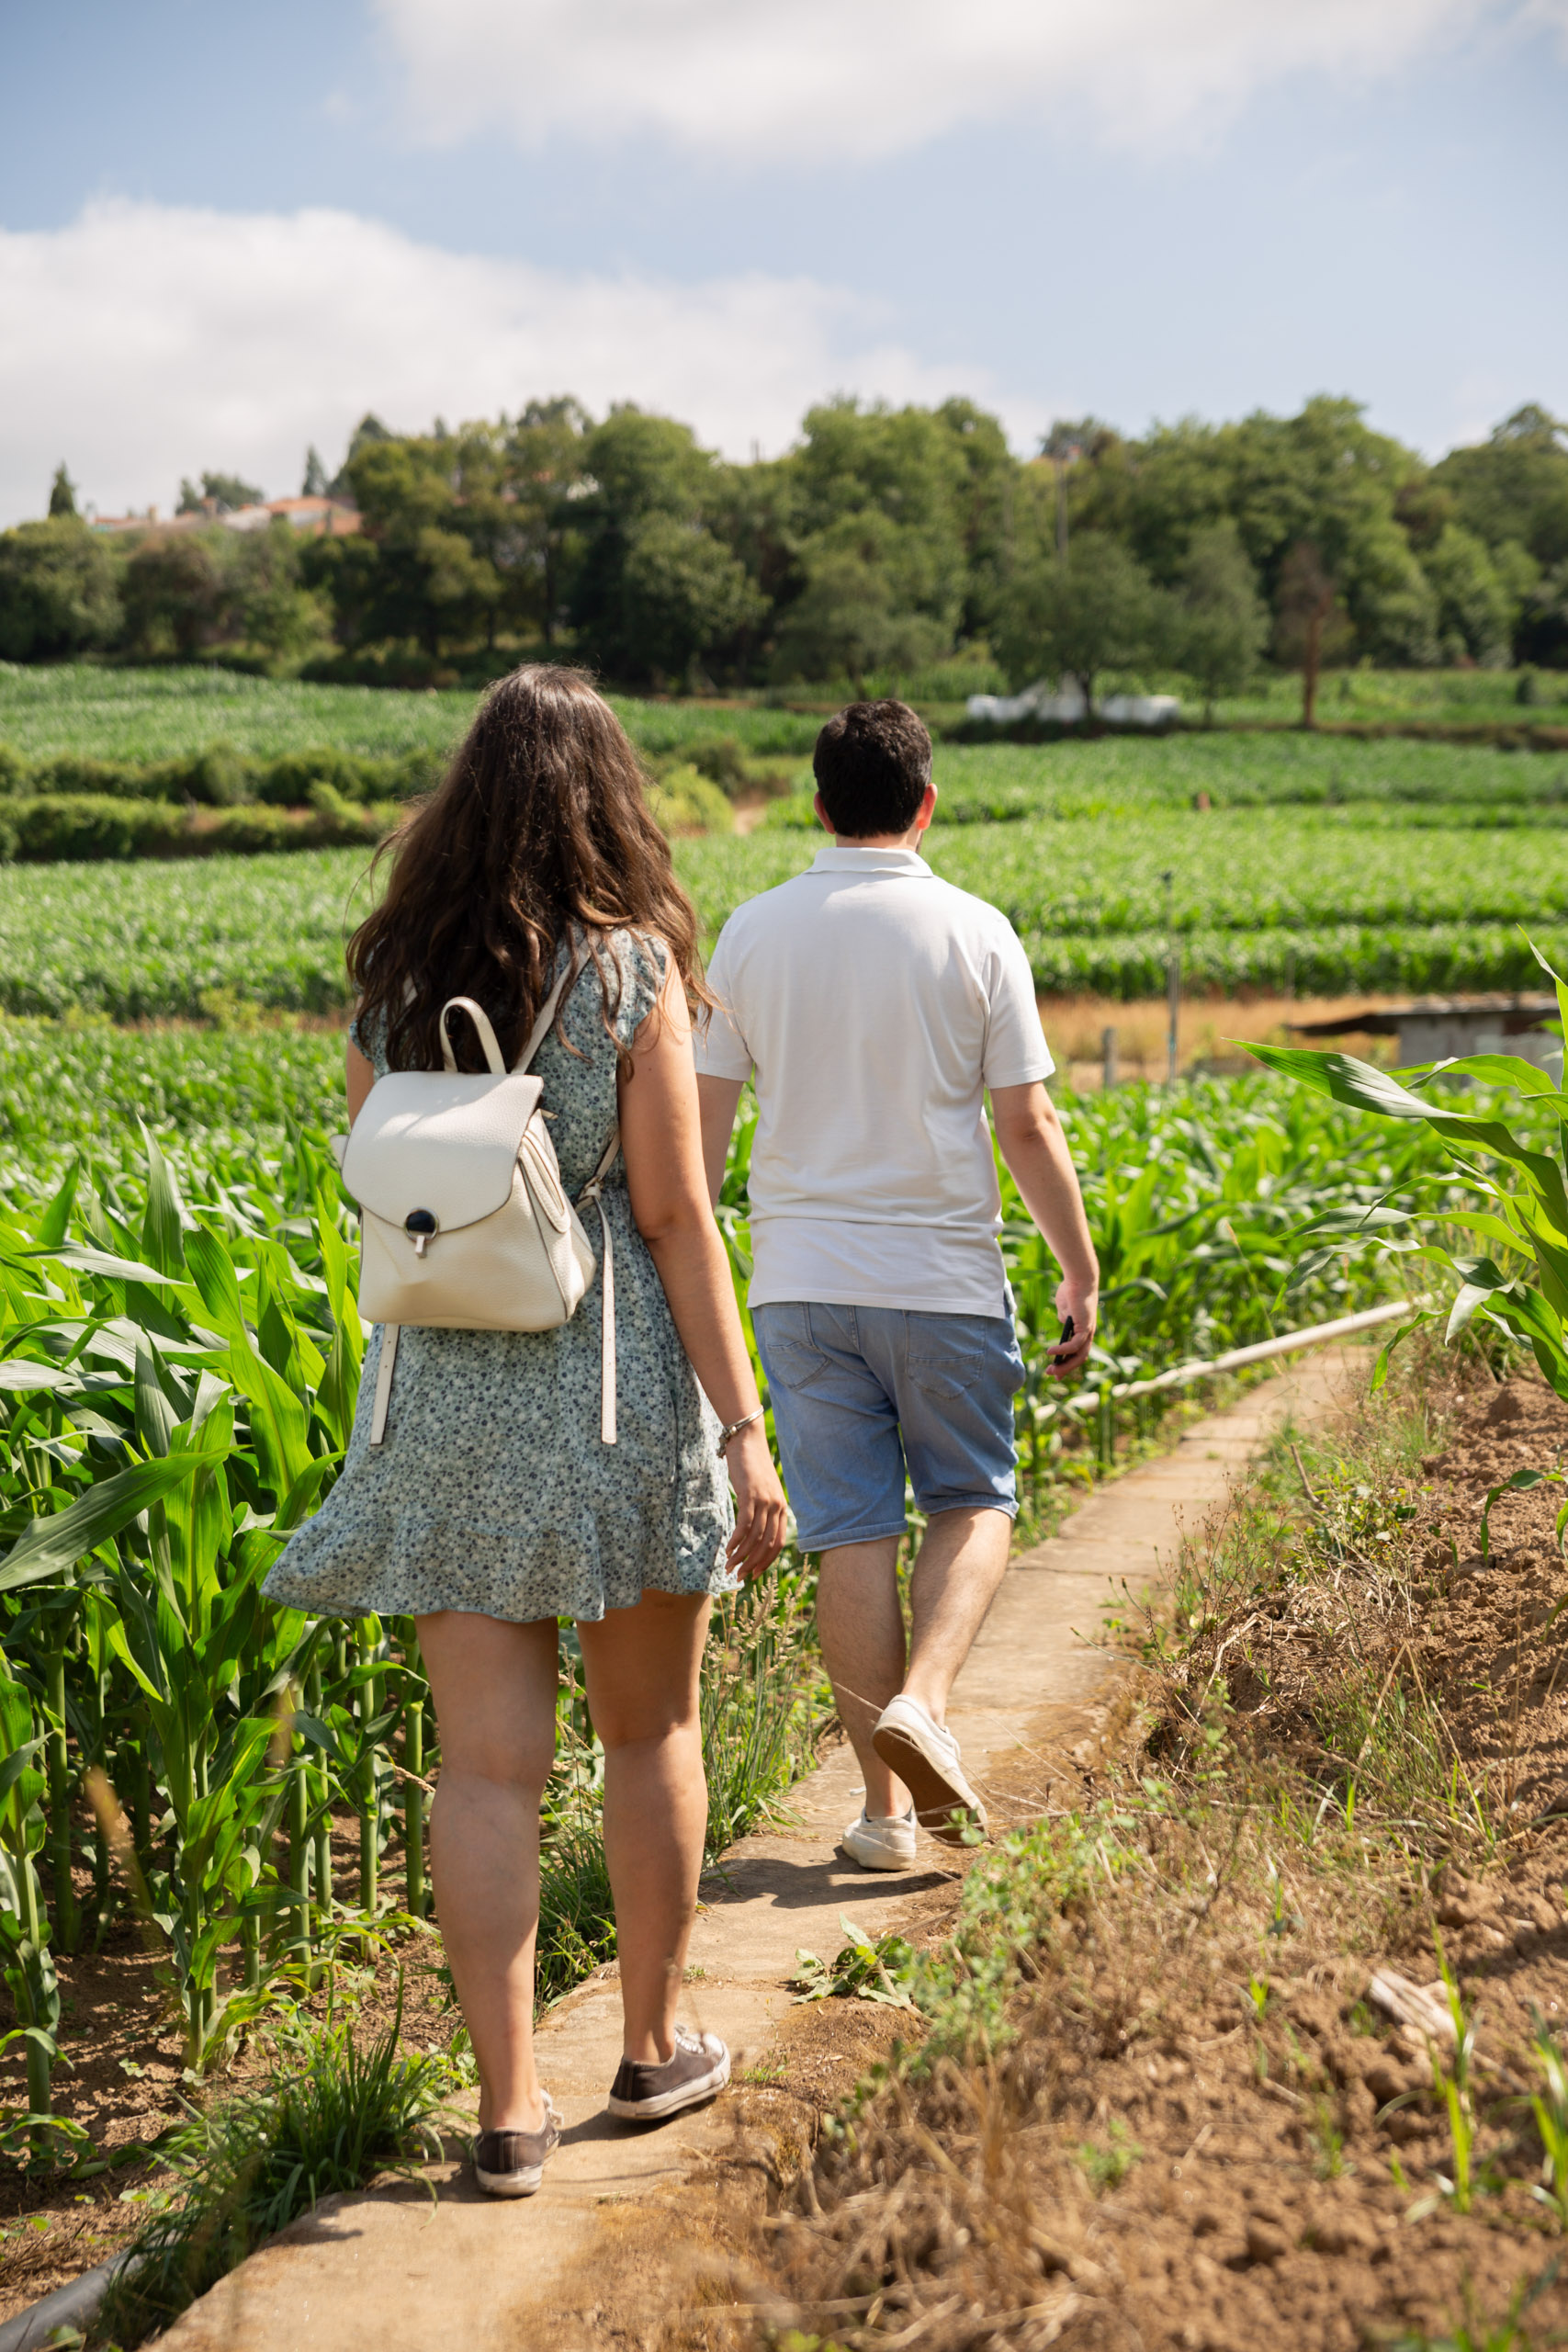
[694,844,1054,1317]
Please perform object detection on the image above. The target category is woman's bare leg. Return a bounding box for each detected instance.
[577,1590,710,2065]
[416,1610,559,2132]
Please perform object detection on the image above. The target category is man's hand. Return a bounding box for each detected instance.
[1050,1279,1099,1378]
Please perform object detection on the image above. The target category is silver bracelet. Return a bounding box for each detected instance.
[716,1407,764,1456]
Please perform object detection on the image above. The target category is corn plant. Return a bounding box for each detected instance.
[0,1654,57,2143]
[1253,944,1568,1398]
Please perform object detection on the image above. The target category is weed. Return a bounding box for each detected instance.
[1077,2116,1142,2190]
[791,1918,916,2010]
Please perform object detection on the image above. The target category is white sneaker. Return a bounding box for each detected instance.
[842,1806,918,1871]
[872,1696,987,1846]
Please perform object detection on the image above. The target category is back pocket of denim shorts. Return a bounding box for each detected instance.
[906,1315,987,1401]
[754,1304,836,1397]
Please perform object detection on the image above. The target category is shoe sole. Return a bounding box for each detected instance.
[872,1721,987,1846]
[474,2164,547,2197]
[606,2050,731,2121]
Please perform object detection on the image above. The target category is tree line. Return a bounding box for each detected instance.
[3,395,1566,695]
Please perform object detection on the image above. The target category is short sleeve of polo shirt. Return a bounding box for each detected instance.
[693,923,753,1081]
[981,920,1055,1091]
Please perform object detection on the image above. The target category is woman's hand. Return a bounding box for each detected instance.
[723,1421,788,1582]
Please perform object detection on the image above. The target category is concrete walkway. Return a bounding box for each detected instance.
[158,1355,1354,2352]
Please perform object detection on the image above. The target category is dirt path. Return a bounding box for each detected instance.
[154,1355,1356,2352]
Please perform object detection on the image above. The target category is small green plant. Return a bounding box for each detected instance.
[1427,1937,1482,2214]
[1529,2014,1568,2227]
[99,1973,458,2345]
[791,1917,916,2010]
[1242,1971,1271,2021]
[1077,2116,1141,2190]
[1309,2094,1351,2180]
[1384,2256,1560,2349]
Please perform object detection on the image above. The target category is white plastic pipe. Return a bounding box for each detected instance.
[1099,1298,1414,1405]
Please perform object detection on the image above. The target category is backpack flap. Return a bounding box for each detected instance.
[342,1071,547,1237]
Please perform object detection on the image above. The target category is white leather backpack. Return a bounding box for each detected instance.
[338,956,620,1449]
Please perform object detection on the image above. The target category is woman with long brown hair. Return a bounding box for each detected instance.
[266,666,787,2197]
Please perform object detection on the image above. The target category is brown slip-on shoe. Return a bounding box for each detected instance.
[607,2029,730,2121]
[473,2092,561,2196]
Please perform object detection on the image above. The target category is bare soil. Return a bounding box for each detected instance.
[637,1364,1568,2352]
[1043,991,1408,1088]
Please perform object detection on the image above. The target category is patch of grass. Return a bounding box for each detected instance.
[701,1573,825,1861]
[96,1975,457,2346]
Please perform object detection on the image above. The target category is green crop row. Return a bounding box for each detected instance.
[0,664,823,770]
[2,809,1566,1014]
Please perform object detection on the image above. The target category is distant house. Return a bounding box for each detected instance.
[89,496,358,538]
[966,679,1179,729]
[220,497,360,537]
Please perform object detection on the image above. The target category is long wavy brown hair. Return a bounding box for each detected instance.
[348,665,712,1074]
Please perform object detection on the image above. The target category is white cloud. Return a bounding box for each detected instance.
[375,0,1503,162]
[0,199,1048,526]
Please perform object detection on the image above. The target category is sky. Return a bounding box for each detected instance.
[0,0,1564,526]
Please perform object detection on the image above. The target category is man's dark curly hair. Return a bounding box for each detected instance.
[812,699,932,839]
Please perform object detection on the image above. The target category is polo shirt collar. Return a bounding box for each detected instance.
[810,845,933,878]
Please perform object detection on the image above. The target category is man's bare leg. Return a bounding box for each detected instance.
[816,1537,906,1819]
[817,1508,1013,1819]
[902,1506,1013,1725]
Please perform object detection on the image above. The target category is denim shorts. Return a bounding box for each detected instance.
[751,1301,1024,1554]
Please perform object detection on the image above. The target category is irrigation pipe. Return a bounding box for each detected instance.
[1073,1298,1415,1412]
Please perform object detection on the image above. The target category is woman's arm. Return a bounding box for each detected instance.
[346,1034,375,1125]
[620,962,787,1580]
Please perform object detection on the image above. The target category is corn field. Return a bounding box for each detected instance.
[0,1033,1463,2167]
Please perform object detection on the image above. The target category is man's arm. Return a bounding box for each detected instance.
[989,1080,1099,1378]
[696,1074,746,1209]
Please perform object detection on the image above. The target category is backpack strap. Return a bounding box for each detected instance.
[369,1322,400,1447]
[513,953,580,1074]
[577,1129,623,1444]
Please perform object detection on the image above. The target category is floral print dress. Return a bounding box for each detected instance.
[264,932,736,1624]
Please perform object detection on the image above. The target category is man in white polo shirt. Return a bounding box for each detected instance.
[694,699,1099,1868]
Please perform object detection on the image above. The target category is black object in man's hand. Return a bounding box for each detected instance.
[1051,1313,1076,1368]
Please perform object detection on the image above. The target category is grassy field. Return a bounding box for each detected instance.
[0,664,821,766]
[4,663,1565,776]
[4,786,1566,1014]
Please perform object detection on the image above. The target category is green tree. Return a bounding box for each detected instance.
[0,518,120,660]
[233,519,332,668]
[992,533,1159,710]
[47,465,78,520]
[344,434,489,656]
[1273,541,1353,728]
[121,533,229,658]
[1430,406,1568,568]
[301,447,329,497]
[1175,523,1269,723]
[784,399,972,644]
[1518,560,1568,670]
[1422,523,1513,666]
[176,471,264,516]
[568,408,748,678]
[618,514,766,687]
[770,522,950,695]
[503,398,592,647]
